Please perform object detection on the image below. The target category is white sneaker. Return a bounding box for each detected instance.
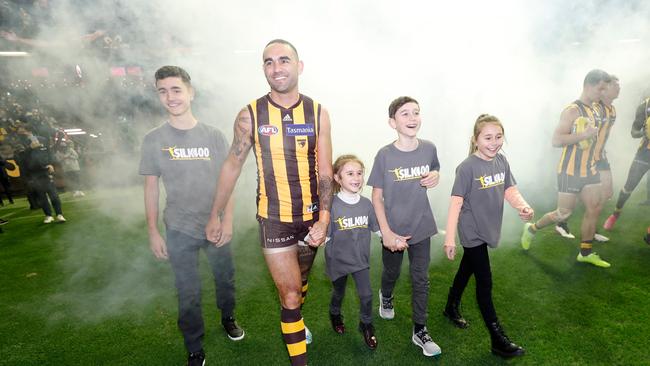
[304,324,312,345]
[594,233,609,242]
[555,223,575,239]
[379,290,395,320]
[412,326,442,356]
[43,216,54,224]
[72,191,82,198]
[56,214,66,222]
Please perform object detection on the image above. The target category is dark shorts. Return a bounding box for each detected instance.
[257,216,317,254]
[595,158,610,171]
[557,173,601,194]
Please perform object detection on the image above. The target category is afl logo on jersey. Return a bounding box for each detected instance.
[258,125,279,136]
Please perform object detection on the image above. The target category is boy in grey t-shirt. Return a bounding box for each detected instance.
[367,96,441,357]
[139,66,243,365]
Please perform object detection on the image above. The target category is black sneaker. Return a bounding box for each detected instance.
[187,349,205,366]
[0,218,8,226]
[222,316,245,341]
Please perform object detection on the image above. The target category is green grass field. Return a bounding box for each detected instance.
[1,187,649,365]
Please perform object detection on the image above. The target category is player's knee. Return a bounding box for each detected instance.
[281,289,302,309]
[602,190,613,201]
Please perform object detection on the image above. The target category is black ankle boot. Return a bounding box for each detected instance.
[329,312,345,334]
[358,322,378,350]
[488,321,525,358]
[443,292,468,328]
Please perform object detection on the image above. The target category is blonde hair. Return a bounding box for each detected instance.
[332,154,365,193]
[469,114,505,156]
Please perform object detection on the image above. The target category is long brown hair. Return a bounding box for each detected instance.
[332,154,365,193]
[469,114,505,156]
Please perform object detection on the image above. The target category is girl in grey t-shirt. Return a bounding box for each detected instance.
[325,155,380,350]
[442,114,534,359]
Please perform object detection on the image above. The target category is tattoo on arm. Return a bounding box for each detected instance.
[318,175,333,212]
[230,111,252,162]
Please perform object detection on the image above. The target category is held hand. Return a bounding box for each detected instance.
[215,219,233,247]
[382,231,411,252]
[420,171,440,189]
[205,215,223,244]
[149,231,168,260]
[519,207,534,222]
[444,243,456,260]
[308,221,329,247]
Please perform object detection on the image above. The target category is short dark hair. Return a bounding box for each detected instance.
[264,39,299,59]
[388,96,419,118]
[583,69,610,87]
[154,65,192,86]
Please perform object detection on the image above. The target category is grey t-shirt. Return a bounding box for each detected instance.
[139,122,229,240]
[367,139,439,244]
[325,195,379,281]
[451,153,515,248]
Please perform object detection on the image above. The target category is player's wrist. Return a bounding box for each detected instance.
[318,210,330,223]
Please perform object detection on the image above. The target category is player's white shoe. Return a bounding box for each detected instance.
[304,324,312,344]
[594,233,609,242]
[555,223,575,239]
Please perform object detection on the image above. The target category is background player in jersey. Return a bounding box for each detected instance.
[368,96,442,357]
[325,155,380,350]
[555,75,618,242]
[521,69,611,268]
[603,94,650,230]
[140,66,243,366]
[443,114,533,358]
[205,39,333,366]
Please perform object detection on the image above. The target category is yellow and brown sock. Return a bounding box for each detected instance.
[300,280,308,307]
[281,307,307,366]
[580,240,593,256]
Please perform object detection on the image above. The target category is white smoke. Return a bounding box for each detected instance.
[7,0,650,318]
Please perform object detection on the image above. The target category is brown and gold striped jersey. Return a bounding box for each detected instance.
[592,100,616,162]
[557,100,599,177]
[249,94,321,223]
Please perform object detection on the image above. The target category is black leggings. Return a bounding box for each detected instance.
[616,153,650,210]
[449,243,497,325]
[622,157,650,194]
